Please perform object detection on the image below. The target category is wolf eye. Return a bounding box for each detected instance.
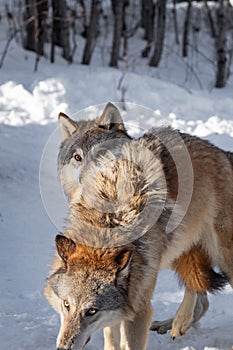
[63,300,70,311]
[85,308,98,317]
[73,153,82,162]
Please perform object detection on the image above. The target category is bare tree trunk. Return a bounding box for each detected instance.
[50,2,55,63]
[215,0,228,88]
[24,0,36,52]
[141,0,146,31]
[62,1,71,62]
[172,0,179,45]
[226,23,233,80]
[36,0,48,56]
[204,0,216,38]
[51,0,71,63]
[0,9,18,68]
[80,0,88,37]
[110,0,124,67]
[149,0,167,67]
[141,0,155,57]
[52,0,62,46]
[122,0,129,58]
[82,0,102,65]
[182,0,192,57]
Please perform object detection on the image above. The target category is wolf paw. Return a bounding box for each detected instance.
[150,318,173,334]
[170,315,192,338]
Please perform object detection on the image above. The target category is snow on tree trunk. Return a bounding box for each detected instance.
[149,0,167,67]
[82,0,102,65]
[110,0,124,67]
[215,0,228,88]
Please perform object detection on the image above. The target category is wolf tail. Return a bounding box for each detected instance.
[172,245,229,293]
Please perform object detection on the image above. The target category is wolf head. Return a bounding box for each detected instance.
[44,234,134,350]
[58,103,131,201]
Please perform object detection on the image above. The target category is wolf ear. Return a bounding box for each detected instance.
[98,103,126,132]
[59,112,77,141]
[115,248,133,276]
[55,234,76,263]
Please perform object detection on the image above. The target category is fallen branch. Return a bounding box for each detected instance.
[0,31,16,69]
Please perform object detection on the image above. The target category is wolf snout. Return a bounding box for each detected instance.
[56,336,90,350]
[57,346,75,350]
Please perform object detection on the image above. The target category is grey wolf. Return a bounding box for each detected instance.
[45,103,233,349]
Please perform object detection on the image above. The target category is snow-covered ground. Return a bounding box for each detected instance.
[0,28,233,350]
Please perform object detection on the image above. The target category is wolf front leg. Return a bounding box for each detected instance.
[120,302,153,350]
[104,325,121,350]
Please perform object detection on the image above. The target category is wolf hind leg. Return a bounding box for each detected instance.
[171,291,209,338]
[192,291,209,322]
[104,325,121,350]
[170,289,197,338]
[150,292,209,337]
[171,290,210,338]
[120,302,153,350]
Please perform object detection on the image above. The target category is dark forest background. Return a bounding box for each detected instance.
[1,0,233,88]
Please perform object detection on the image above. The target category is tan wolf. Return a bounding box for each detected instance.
[45,103,232,350]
